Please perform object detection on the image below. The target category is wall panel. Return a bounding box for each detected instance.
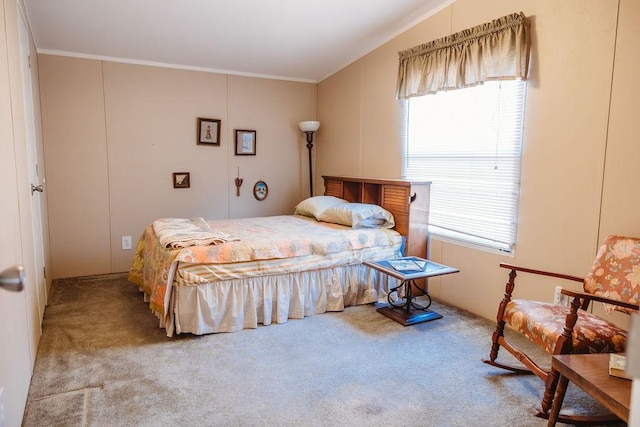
[39,57,317,277]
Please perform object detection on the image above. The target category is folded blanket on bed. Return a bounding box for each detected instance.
[153,217,239,249]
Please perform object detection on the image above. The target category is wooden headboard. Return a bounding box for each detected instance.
[322,176,431,258]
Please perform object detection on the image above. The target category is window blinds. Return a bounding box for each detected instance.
[403,80,526,252]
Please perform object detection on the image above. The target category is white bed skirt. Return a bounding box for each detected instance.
[158,264,397,336]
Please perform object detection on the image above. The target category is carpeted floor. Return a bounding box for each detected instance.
[22,274,621,426]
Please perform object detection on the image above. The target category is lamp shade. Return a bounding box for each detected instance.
[299,121,320,132]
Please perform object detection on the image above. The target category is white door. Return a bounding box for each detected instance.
[0,2,33,426]
[17,7,46,319]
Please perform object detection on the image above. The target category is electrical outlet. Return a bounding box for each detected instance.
[122,235,132,250]
[553,285,569,307]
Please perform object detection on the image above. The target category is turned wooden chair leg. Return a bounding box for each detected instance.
[488,321,505,362]
[540,296,582,416]
[541,368,560,414]
[487,269,517,362]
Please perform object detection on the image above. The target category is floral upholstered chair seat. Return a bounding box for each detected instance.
[504,299,627,354]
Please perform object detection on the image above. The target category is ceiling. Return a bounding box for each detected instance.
[23,0,453,83]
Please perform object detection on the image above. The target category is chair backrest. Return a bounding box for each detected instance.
[584,235,640,313]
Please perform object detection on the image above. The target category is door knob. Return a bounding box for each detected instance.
[31,183,44,195]
[0,265,25,292]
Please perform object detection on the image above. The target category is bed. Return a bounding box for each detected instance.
[128,176,430,336]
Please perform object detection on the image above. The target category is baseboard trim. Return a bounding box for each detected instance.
[53,272,129,284]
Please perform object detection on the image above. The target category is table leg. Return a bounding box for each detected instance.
[547,375,569,427]
[387,279,432,312]
[404,279,412,314]
[378,279,442,325]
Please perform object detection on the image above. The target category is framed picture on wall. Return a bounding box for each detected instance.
[235,130,256,155]
[173,172,190,188]
[197,118,221,146]
[253,180,268,201]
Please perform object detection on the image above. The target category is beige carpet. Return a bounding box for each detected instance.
[22,274,621,426]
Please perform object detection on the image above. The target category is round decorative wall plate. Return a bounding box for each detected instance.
[253,180,268,201]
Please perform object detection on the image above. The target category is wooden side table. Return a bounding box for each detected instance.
[363,257,458,326]
[548,353,631,426]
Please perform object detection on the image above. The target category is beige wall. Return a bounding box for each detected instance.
[39,56,111,278]
[318,0,639,326]
[600,0,640,236]
[38,57,317,277]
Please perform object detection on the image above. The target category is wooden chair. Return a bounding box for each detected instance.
[483,235,640,423]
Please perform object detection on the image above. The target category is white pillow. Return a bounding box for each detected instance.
[294,196,348,218]
[317,203,395,228]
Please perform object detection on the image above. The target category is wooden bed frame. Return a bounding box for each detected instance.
[322,176,431,258]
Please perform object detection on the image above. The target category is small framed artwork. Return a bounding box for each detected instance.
[173,172,190,189]
[253,180,268,201]
[197,118,221,146]
[235,130,257,155]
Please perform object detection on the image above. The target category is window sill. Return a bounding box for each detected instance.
[429,233,516,258]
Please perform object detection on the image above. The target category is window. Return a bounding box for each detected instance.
[402,80,526,253]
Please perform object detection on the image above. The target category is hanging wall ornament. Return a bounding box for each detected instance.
[234,167,243,197]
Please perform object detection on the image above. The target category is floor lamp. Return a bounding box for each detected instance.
[298,121,320,196]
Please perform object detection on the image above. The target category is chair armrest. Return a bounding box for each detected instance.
[561,288,640,312]
[497,263,584,305]
[499,263,584,283]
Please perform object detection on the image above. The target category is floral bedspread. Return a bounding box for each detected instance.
[128,215,400,316]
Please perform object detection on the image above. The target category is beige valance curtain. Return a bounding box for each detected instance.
[395,12,530,99]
